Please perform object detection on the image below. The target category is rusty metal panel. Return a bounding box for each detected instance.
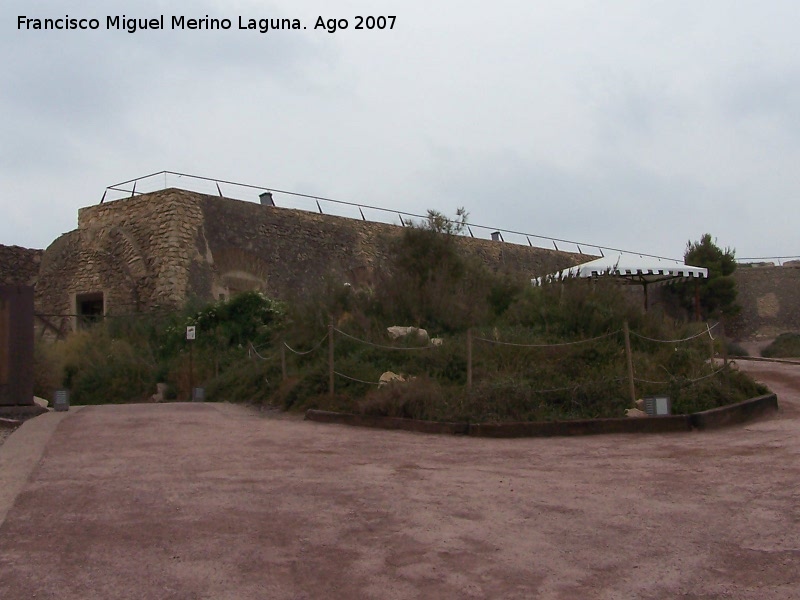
[0,285,34,406]
[0,296,8,385]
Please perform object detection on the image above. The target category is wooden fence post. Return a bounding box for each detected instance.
[623,321,636,406]
[467,328,473,390]
[280,343,287,381]
[328,323,335,397]
[709,324,716,367]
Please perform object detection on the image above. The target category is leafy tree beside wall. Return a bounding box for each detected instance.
[672,233,740,319]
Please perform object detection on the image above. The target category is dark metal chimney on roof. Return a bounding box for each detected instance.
[491,231,503,242]
[259,191,274,206]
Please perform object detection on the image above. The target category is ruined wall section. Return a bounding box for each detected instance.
[198,193,587,301]
[77,189,204,310]
[37,189,203,318]
[36,231,83,317]
[36,188,589,321]
[729,265,800,339]
[0,245,42,286]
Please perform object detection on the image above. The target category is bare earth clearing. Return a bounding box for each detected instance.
[0,361,798,599]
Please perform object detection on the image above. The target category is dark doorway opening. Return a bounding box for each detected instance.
[76,292,104,328]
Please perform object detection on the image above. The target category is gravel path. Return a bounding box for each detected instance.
[0,361,797,599]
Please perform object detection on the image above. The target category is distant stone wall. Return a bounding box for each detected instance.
[729,265,800,339]
[199,194,586,301]
[35,189,587,323]
[0,245,42,286]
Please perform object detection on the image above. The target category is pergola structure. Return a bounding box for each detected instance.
[533,254,708,312]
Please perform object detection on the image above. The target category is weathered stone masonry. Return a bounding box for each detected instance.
[5,187,799,340]
[0,245,41,286]
[34,188,587,325]
[729,264,800,339]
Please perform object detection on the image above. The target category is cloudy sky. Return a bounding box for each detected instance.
[3,0,799,261]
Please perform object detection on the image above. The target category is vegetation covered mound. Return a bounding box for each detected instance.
[761,333,800,359]
[34,212,767,422]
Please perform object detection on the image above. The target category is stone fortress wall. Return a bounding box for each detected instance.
[5,187,798,340]
[32,189,588,324]
[729,263,800,340]
[0,245,42,286]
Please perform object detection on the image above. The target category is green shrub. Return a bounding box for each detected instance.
[59,330,158,404]
[724,340,750,357]
[33,340,63,401]
[205,358,281,405]
[359,377,449,420]
[762,333,800,358]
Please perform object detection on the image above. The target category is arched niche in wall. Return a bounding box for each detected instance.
[210,248,270,300]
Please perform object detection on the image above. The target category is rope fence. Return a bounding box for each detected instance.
[629,322,719,344]
[247,342,275,362]
[472,329,621,348]
[633,364,729,387]
[243,320,728,404]
[36,304,726,404]
[284,333,329,356]
[334,371,382,386]
[333,327,434,351]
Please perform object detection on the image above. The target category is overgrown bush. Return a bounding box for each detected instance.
[724,339,750,357]
[33,340,63,401]
[365,208,519,332]
[359,377,449,420]
[762,333,800,358]
[59,330,158,404]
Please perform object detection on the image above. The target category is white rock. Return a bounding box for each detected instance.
[379,371,405,386]
[387,326,430,343]
[625,408,647,418]
[150,382,169,403]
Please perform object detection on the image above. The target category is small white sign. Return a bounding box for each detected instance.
[186,326,196,340]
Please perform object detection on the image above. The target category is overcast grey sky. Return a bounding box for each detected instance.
[3,0,799,260]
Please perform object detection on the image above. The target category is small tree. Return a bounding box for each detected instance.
[673,234,740,319]
[371,208,496,331]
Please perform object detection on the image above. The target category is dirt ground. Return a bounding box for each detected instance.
[0,361,798,599]
[0,427,14,447]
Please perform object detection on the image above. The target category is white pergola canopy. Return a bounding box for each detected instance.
[532,254,707,311]
[533,253,707,286]
[548,253,708,283]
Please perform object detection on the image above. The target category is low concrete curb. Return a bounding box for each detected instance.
[305,410,469,435]
[690,393,779,430]
[305,393,780,438]
[729,356,800,366]
[0,405,48,420]
[468,415,691,438]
